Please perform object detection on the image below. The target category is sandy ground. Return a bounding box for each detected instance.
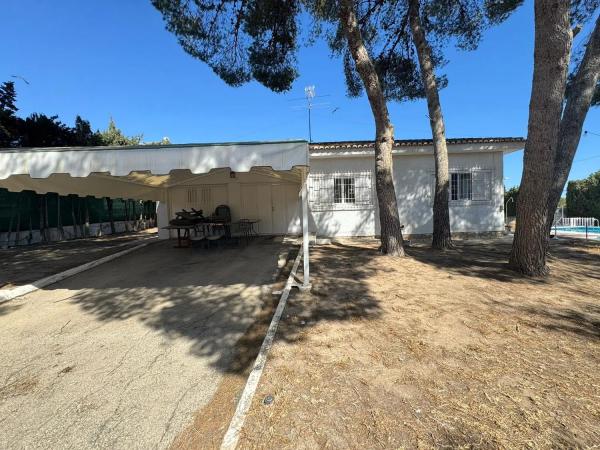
[0,229,158,290]
[239,237,600,448]
[0,238,286,449]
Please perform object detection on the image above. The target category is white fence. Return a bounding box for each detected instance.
[556,217,599,227]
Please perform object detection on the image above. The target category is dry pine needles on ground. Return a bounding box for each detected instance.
[239,238,600,449]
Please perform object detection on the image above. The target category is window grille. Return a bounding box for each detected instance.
[334,177,356,204]
[451,172,473,200]
[309,172,372,211]
[437,169,492,204]
[186,187,212,207]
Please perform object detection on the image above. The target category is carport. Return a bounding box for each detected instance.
[0,140,311,286]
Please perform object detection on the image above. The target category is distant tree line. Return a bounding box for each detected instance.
[0,80,162,246]
[0,80,169,147]
[505,185,569,221]
[566,170,600,220]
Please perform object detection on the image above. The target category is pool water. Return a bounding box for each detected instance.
[555,226,600,234]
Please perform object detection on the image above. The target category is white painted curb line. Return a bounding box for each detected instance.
[221,248,304,450]
[0,239,155,303]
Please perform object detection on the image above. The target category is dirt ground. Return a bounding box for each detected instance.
[0,229,157,289]
[239,237,600,449]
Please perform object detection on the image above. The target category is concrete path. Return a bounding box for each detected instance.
[0,239,283,449]
[1,230,157,290]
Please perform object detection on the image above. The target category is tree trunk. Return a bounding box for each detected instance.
[106,197,116,234]
[509,0,572,276]
[545,16,600,233]
[408,0,452,250]
[338,0,405,256]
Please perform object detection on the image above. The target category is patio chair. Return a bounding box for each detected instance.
[189,233,206,249]
[236,219,253,246]
[214,205,231,223]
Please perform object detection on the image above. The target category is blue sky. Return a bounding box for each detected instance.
[2,0,599,190]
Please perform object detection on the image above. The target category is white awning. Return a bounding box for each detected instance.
[0,140,309,200]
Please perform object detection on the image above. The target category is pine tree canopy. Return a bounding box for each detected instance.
[151,0,537,101]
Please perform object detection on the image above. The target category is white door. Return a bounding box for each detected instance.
[240,183,299,235]
[271,184,301,234]
[284,184,301,234]
[241,184,272,234]
[271,185,287,234]
[257,185,273,234]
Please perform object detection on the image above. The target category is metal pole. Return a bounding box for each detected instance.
[308,106,312,143]
[504,196,514,230]
[301,169,310,290]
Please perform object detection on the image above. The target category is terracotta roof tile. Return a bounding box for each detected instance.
[309,137,525,150]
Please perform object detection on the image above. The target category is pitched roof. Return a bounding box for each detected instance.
[309,137,525,151]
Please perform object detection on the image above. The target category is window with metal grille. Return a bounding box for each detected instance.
[334,177,355,204]
[451,172,472,200]
[309,172,372,211]
[444,169,491,204]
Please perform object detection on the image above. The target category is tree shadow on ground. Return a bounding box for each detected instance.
[0,302,22,316]
[408,238,600,340]
[270,240,386,345]
[482,296,600,339]
[0,232,154,288]
[407,239,521,283]
[36,239,382,375]
[408,238,600,285]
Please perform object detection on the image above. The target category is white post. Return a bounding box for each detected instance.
[156,201,170,240]
[301,170,310,289]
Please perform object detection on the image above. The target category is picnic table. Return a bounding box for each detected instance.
[162,224,197,248]
[162,221,231,248]
[163,218,260,248]
[235,219,260,239]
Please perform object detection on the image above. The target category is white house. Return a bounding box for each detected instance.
[307,137,524,237]
[0,136,524,241]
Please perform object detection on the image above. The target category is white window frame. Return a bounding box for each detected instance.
[451,172,473,201]
[309,171,373,211]
[334,177,356,204]
[432,168,493,206]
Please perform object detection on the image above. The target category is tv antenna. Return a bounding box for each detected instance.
[305,85,316,142]
[288,85,330,142]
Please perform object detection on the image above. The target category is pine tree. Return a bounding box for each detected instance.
[0,81,18,147]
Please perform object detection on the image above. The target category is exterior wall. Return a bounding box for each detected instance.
[308,157,378,237]
[308,151,504,237]
[163,169,301,238]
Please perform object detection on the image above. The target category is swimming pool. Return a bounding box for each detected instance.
[555,226,600,234]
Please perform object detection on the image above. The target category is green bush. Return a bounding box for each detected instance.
[566,170,600,219]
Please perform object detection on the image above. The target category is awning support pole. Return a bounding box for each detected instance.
[301,169,311,290]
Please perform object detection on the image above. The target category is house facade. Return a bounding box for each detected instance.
[307,138,524,237]
[0,137,524,244]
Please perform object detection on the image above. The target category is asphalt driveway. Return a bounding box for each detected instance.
[0,239,285,449]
